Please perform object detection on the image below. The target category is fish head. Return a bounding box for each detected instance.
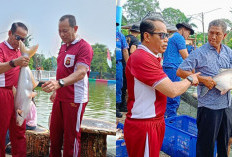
[213,69,232,93]
[16,109,24,126]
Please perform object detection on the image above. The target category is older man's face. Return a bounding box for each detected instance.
[149,21,168,54]
[208,26,226,48]
[59,19,77,44]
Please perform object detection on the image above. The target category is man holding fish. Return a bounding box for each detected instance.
[177,19,232,157]
[0,22,30,156]
[42,15,93,157]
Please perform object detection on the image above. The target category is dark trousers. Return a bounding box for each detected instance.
[196,107,232,157]
[121,61,127,111]
[163,67,181,118]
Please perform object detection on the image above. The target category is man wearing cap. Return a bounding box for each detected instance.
[163,22,194,118]
[120,24,140,112]
[116,22,129,118]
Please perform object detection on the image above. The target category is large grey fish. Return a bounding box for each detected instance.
[14,41,39,126]
[200,69,232,97]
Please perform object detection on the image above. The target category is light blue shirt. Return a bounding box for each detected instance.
[179,42,232,109]
[163,32,186,69]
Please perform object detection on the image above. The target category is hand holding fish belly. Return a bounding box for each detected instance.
[199,69,232,97]
[42,80,61,93]
[201,76,217,90]
[14,56,30,67]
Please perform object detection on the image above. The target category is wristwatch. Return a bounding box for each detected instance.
[58,79,65,87]
[9,60,16,67]
[186,76,193,84]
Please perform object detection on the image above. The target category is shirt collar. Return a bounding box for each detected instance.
[4,41,14,50]
[137,44,159,58]
[71,36,81,45]
[207,42,224,52]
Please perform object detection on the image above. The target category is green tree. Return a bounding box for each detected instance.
[91,43,114,78]
[195,33,208,47]
[42,56,57,71]
[123,0,160,23]
[32,53,45,69]
[162,7,197,28]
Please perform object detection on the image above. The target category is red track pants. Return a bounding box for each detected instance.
[0,88,26,157]
[49,99,87,157]
[124,117,165,157]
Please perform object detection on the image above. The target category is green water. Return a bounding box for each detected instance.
[34,81,116,129]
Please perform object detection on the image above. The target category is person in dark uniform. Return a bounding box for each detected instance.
[120,24,140,112]
[116,22,129,117]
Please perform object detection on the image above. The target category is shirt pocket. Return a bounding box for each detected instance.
[64,54,75,68]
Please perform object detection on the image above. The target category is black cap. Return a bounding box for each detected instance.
[176,22,194,35]
[130,24,140,33]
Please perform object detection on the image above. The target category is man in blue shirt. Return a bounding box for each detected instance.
[116,22,129,118]
[177,19,232,157]
[163,22,194,118]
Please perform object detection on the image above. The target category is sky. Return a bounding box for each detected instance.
[122,0,232,33]
[0,0,115,58]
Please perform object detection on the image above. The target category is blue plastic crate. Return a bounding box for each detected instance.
[161,115,217,157]
[116,139,128,157]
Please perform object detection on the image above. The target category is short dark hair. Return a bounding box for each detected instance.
[59,15,76,28]
[10,22,28,34]
[140,17,164,42]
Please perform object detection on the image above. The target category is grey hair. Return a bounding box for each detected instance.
[208,19,227,34]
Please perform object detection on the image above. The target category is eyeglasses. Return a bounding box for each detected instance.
[149,32,169,39]
[14,35,25,42]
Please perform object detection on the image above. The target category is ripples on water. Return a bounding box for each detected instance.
[35,81,116,129]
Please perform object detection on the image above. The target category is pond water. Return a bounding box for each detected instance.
[35,81,116,128]
[34,81,116,155]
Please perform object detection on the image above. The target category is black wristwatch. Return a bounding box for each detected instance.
[58,79,65,87]
[186,76,193,84]
[9,60,16,67]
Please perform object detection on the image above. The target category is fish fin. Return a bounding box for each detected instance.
[17,109,23,117]
[200,87,209,97]
[19,40,39,58]
[28,68,39,88]
[12,86,16,96]
[16,110,24,126]
[221,90,229,95]
[219,68,228,73]
[31,92,37,98]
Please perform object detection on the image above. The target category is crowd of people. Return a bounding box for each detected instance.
[0,9,232,157]
[117,17,232,157]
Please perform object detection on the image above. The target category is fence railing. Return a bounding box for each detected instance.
[31,70,56,81]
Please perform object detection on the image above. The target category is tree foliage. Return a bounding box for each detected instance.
[91,43,115,78]
[123,0,160,23]
[162,8,197,28]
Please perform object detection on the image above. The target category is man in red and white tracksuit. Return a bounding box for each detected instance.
[42,15,93,157]
[0,22,30,157]
[124,44,167,157]
[124,17,200,157]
